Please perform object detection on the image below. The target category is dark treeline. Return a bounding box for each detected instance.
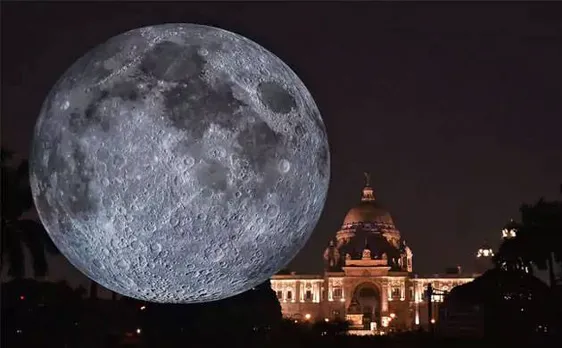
[3,277,559,348]
[0,278,528,348]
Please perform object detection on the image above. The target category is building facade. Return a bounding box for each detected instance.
[271,175,475,334]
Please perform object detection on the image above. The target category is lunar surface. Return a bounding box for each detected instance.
[29,24,329,303]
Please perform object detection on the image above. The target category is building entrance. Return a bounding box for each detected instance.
[352,283,381,330]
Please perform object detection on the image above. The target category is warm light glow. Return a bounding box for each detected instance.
[431,294,444,303]
[140,305,146,311]
[390,313,396,319]
[477,248,494,258]
[136,328,142,334]
[430,319,436,324]
[502,228,516,239]
[304,313,311,320]
[340,298,345,302]
[324,318,329,322]
[381,317,391,327]
[19,295,25,300]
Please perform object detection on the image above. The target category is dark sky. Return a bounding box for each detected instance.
[2,2,562,288]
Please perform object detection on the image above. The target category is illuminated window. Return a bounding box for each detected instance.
[431,294,444,303]
[333,288,342,298]
[392,287,401,298]
[287,291,292,300]
[305,290,313,301]
[276,291,282,299]
[409,287,414,299]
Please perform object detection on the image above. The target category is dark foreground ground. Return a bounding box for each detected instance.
[2,279,560,348]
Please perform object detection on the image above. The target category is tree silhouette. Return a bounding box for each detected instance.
[519,199,562,287]
[442,268,554,341]
[1,148,59,278]
[494,195,562,288]
[493,224,533,274]
[89,281,99,301]
[131,279,283,347]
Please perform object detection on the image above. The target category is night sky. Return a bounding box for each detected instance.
[2,2,562,289]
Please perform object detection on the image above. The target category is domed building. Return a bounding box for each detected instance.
[324,175,411,274]
[271,174,475,334]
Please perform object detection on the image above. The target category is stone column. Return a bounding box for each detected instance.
[387,281,393,302]
[381,280,389,312]
[313,282,318,302]
[415,282,422,303]
[400,281,405,301]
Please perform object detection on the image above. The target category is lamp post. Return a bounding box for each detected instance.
[424,284,447,336]
[426,284,434,334]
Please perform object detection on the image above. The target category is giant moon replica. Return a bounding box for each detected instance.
[29,24,329,303]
